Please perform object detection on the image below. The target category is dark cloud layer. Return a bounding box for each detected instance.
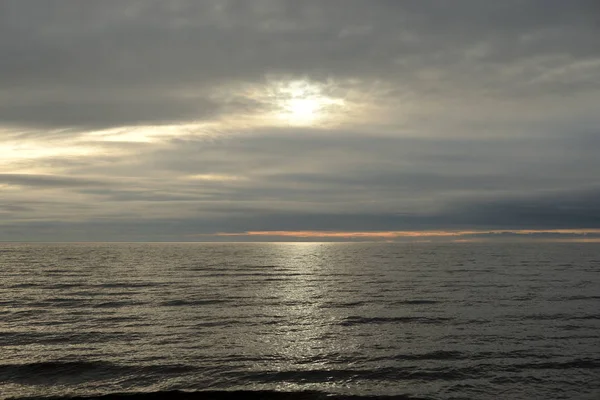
[0,173,111,188]
[3,185,600,242]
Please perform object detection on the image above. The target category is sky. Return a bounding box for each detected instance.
[1,0,600,242]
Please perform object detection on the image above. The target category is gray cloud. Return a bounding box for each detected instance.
[3,128,599,234]
[1,1,599,240]
[1,1,599,129]
[0,97,226,130]
[2,185,600,242]
[0,173,112,188]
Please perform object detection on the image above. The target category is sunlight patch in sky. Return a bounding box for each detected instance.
[272,80,346,126]
[184,174,244,182]
[0,140,101,173]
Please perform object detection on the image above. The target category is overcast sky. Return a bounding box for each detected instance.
[1,0,600,241]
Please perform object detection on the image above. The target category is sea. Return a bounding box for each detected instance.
[1,242,599,400]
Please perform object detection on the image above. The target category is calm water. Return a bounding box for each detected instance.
[1,242,599,399]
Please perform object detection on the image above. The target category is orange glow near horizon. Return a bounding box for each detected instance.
[213,229,600,240]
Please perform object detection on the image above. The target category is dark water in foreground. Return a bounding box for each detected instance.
[1,242,599,400]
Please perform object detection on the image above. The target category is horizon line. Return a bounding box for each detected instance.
[208,228,600,239]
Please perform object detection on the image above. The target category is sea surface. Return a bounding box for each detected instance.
[1,242,599,400]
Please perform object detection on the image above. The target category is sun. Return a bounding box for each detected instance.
[238,78,347,126]
[285,98,321,124]
[270,79,344,126]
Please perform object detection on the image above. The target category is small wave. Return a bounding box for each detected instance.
[236,264,283,269]
[238,366,473,383]
[549,295,600,301]
[6,390,431,400]
[33,297,89,308]
[572,314,600,320]
[514,313,600,321]
[391,350,466,361]
[1,309,45,320]
[9,283,44,288]
[0,331,135,346]
[160,299,230,307]
[100,282,162,288]
[489,350,555,360]
[559,324,584,331]
[194,320,241,328]
[17,298,142,309]
[0,361,123,384]
[319,301,366,309]
[392,300,440,305]
[0,361,197,385]
[92,300,145,308]
[513,359,600,370]
[340,316,450,326]
[199,272,308,278]
[459,318,492,325]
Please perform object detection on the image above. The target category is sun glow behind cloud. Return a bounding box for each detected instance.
[283,98,321,124]
[262,79,347,126]
[0,79,352,177]
[198,78,354,129]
